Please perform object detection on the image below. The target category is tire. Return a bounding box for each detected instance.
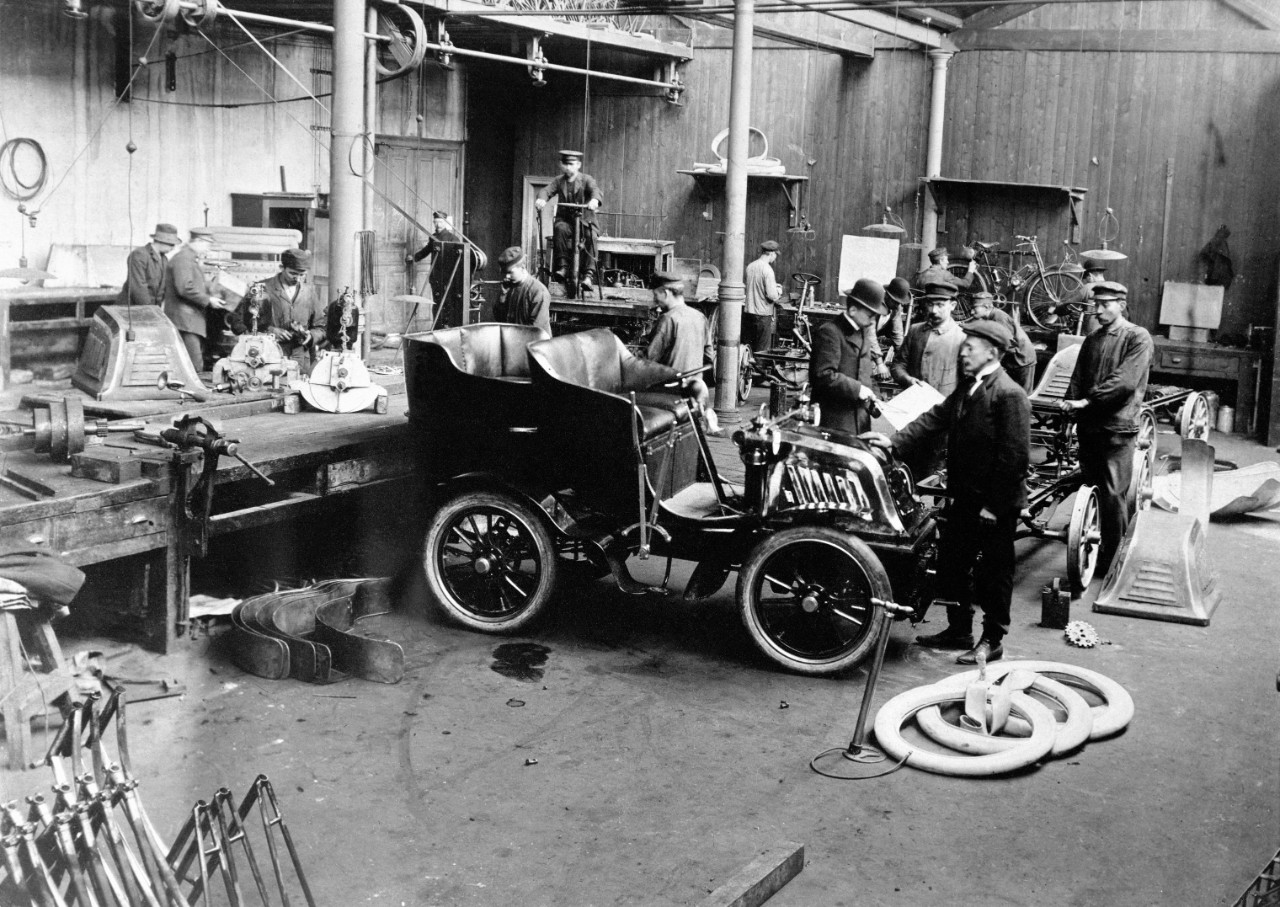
[945,264,985,323]
[422,490,559,633]
[738,346,754,402]
[1024,271,1086,332]
[1178,391,1211,441]
[737,526,891,675]
[1066,485,1102,594]
[950,660,1134,739]
[1127,407,1157,515]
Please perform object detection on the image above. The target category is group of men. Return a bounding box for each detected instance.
[810,262,1152,666]
[119,223,328,374]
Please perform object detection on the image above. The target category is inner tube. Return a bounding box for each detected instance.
[948,660,1134,739]
[873,686,1057,777]
[916,671,1094,756]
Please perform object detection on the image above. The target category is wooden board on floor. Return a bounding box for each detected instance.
[697,842,805,907]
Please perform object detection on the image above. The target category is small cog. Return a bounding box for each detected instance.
[1065,620,1099,648]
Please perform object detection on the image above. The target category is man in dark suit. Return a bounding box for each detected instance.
[118,222,180,307]
[163,228,230,370]
[862,318,1031,664]
[809,278,887,436]
[1059,281,1153,572]
[971,291,1038,391]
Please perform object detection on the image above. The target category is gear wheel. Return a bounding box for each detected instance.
[1065,620,1099,648]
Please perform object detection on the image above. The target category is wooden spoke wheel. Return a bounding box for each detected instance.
[1067,485,1102,595]
[737,526,891,675]
[422,490,559,633]
[1127,406,1157,515]
[1178,391,1211,441]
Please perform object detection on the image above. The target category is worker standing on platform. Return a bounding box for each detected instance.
[534,150,602,293]
[163,227,230,370]
[1059,281,1154,573]
[118,222,180,307]
[494,246,552,337]
[743,240,782,354]
[258,248,326,373]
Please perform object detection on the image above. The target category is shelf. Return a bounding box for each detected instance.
[679,169,809,227]
[920,176,1087,243]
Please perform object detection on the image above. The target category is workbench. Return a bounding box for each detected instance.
[1151,338,1262,435]
[0,384,415,652]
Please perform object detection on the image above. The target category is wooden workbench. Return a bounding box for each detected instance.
[0,387,415,652]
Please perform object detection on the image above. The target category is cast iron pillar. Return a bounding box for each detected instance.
[919,49,953,270]
[713,0,755,423]
[329,0,366,303]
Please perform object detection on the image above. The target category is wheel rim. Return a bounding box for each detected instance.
[749,539,877,664]
[1067,487,1101,592]
[434,505,543,622]
[1180,393,1210,441]
[1130,408,1157,512]
[739,349,753,401]
[1025,272,1085,332]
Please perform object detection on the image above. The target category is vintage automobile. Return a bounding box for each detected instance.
[404,324,938,675]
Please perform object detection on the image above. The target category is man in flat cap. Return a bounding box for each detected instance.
[644,271,717,429]
[494,246,551,337]
[970,291,1038,391]
[255,248,327,373]
[914,247,977,293]
[809,278,887,435]
[118,222,180,307]
[163,228,231,370]
[743,240,783,355]
[863,318,1031,665]
[534,150,602,292]
[892,280,966,397]
[1060,281,1153,573]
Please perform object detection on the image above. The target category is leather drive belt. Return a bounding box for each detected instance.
[229,578,405,684]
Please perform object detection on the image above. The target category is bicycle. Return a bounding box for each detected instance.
[949,235,1085,332]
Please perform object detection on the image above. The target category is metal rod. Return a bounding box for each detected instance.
[175,0,390,41]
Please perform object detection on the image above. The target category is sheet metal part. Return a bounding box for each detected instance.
[229,578,404,684]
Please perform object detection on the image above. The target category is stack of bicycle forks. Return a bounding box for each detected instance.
[0,680,314,906]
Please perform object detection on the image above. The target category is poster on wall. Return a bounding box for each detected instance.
[838,235,900,294]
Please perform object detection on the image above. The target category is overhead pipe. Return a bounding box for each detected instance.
[713,0,753,422]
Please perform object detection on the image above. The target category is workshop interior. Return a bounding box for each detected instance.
[0,0,1278,903]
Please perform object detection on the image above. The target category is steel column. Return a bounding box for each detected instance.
[713,0,754,422]
[329,0,365,303]
[919,49,952,270]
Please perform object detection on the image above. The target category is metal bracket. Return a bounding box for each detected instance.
[526,36,547,87]
[433,19,455,69]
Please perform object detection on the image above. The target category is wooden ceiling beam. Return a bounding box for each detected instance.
[951,28,1280,53]
[693,11,875,56]
[856,2,964,31]
[958,3,1045,31]
[1218,0,1280,30]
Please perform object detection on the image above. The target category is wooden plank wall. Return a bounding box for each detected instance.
[944,0,1280,334]
[0,1,464,282]
[504,23,933,298]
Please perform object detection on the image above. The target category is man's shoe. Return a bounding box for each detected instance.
[915,628,974,650]
[956,640,1004,665]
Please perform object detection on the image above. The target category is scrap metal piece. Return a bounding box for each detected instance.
[312,588,404,684]
[228,602,290,681]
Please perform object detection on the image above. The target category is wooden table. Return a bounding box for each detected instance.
[1151,337,1262,435]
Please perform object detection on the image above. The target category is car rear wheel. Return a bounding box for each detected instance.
[423,490,559,633]
[737,526,891,675]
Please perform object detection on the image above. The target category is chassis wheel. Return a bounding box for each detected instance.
[1067,485,1102,594]
[1178,391,1211,441]
[1024,271,1086,332]
[422,490,559,633]
[1127,407,1157,515]
[738,347,754,401]
[737,526,891,675]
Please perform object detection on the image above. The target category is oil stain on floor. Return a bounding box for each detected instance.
[491,642,552,682]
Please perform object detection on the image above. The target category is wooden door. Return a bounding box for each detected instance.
[372,138,462,330]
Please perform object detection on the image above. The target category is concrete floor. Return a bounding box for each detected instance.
[3,408,1277,907]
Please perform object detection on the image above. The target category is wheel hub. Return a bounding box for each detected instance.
[474,556,493,575]
[800,593,820,613]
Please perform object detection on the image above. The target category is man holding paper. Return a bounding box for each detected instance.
[809,278,887,435]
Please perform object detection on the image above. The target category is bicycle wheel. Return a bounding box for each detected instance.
[1025,270,1085,331]
[946,264,988,296]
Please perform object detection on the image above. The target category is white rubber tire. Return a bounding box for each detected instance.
[947,660,1134,739]
[915,672,1094,756]
[873,686,1057,776]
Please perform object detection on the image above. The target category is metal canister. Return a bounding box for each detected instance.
[282,392,302,415]
[769,382,789,417]
[1216,405,1235,434]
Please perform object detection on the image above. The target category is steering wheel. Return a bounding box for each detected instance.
[791,272,822,290]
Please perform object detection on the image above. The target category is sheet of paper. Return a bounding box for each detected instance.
[878,382,945,431]
[838,235,900,294]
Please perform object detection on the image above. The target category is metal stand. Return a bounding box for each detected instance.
[810,597,913,780]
